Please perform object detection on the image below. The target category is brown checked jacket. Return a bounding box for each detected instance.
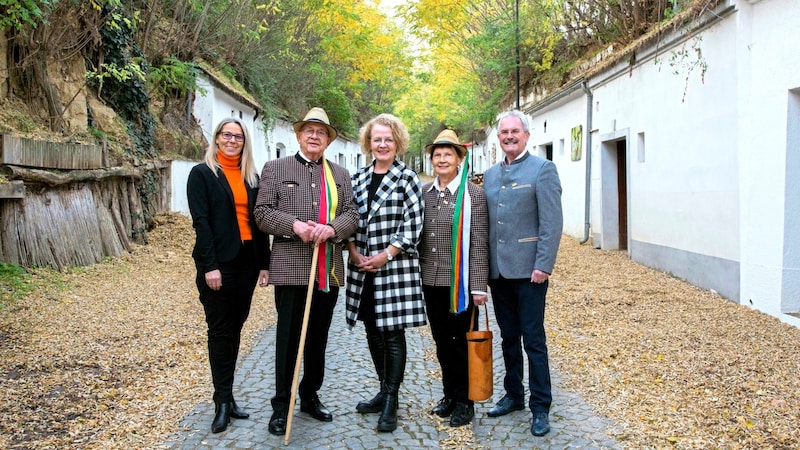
[419,180,489,292]
[254,154,358,286]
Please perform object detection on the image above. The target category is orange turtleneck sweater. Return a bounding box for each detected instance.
[217,151,253,241]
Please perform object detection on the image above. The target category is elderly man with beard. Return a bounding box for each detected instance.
[482,110,563,437]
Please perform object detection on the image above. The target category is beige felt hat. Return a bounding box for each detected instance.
[293,107,338,140]
[425,129,466,157]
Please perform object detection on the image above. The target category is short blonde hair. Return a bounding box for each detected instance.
[359,113,410,156]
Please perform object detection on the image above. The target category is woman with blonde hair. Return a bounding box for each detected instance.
[346,113,426,432]
[188,117,270,433]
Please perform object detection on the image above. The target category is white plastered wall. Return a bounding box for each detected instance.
[737,0,800,326]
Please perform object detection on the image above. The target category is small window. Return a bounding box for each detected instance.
[637,132,645,163]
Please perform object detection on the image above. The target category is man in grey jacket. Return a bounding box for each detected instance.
[482,110,563,437]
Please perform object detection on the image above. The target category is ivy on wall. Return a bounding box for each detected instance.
[87,2,156,159]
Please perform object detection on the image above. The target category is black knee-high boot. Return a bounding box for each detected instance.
[357,324,387,413]
[377,329,406,432]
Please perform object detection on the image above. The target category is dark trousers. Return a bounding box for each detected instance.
[196,242,259,404]
[489,277,551,413]
[272,284,338,413]
[423,285,475,404]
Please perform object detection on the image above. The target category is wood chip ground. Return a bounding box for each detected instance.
[1,213,798,449]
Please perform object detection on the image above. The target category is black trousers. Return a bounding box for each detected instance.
[423,285,476,404]
[196,242,259,404]
[271,284,338,413]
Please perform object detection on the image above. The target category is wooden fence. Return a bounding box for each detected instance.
[0,135,170,269]
[1,134,104,169]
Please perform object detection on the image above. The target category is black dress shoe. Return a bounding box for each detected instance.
[268,411,287,436]
[300,396,333,422]
[230,400,250,419]
[449,402,474,427]
[531,411,550,436]
[211,402,231,433]
[430,397,456,417]
[487,395,524,417]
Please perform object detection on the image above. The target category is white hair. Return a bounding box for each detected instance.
[496,110,530,132]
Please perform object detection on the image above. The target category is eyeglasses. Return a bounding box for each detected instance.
[220,131,245,142]
[302,128,329,138]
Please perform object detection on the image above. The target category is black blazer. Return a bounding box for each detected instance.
[188,163,270,273]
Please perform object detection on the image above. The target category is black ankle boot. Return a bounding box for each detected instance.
[356,384,386,414]
[377,394,398,432]
[377,330,406,432]
[211,402,231,433]
[230,399,250,419]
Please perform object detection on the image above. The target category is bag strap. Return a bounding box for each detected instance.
[469,304,490,332]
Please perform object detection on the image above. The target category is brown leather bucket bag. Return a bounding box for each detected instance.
[466,304,493,401]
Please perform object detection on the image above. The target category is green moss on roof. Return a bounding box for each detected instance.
[196,60,261,109]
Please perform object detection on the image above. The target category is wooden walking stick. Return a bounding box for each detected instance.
[284,243,319,446]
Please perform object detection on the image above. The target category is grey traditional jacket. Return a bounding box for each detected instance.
[483,152,563,279]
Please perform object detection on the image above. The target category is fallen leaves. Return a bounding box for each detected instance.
[548,238,800,449]
[1,216,798,449]
[0,213,275,450]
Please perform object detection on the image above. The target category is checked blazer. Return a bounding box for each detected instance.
[419,180,489,292]
[345,159,427,332]
[254,154,358,286]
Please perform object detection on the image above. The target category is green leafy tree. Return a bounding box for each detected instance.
[0,0,52,31]
[86,1,156,157]
[283,0,412,134]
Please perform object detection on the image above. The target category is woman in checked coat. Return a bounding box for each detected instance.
[345,113,426,433]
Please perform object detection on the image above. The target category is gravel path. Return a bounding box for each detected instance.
[1,213,798,449]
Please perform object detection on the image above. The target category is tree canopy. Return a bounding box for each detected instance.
[0,0,716,157]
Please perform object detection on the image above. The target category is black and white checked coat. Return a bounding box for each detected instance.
[254,155,358,286]
[345,160,427,331]
[419,180,489,292]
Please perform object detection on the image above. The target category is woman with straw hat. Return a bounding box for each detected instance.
[419,129,489,428]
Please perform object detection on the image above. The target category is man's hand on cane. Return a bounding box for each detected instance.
[307,221,335,244]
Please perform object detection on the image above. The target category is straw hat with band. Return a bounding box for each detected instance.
[293,107,338,141]
[425,129,466,158]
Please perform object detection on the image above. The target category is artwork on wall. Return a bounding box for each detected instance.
[571,125,583,161]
